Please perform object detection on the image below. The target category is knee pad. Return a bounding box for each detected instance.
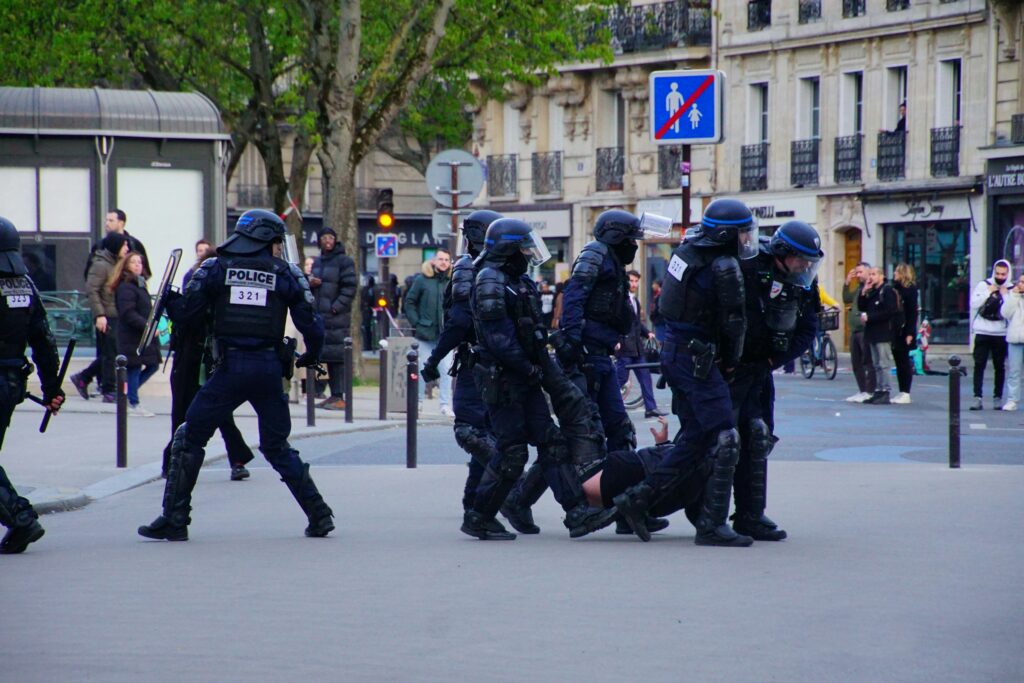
[497,444,529,480]
[714,428,741,467]
[748,419,771,463]
[454,422,496,466]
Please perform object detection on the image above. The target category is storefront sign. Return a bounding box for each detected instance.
[497,209,571,238]
[986,157,1024,194]
[729,194,818,226]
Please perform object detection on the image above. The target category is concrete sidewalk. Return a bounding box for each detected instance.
[5,382,448,515]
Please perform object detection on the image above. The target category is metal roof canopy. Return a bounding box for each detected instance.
[0,86,230,141]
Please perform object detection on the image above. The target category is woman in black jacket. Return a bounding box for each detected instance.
[309,228,357,410]
[110,252,162,416]
[890,263,920,404]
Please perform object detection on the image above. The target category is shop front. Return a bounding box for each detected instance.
[489,205,572,285]
[986,156,1024,277]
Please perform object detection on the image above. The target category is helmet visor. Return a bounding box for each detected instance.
[636,212,673,240]
[523,232,552,266]
[737,221,760,260]
[779,253,822,289]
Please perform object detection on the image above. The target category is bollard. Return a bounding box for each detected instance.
[343,337,354,424]
[406,343,419,468]
[115,355,128,468]
[379,342,388,420]
[306,366,316,427]
[948,355,965,469]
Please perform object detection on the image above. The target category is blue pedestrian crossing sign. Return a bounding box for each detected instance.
[375,233,398,258]
[649,69,725,145]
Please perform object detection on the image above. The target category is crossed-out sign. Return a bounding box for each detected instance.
[649,69,725,145]
[376,233,398,258]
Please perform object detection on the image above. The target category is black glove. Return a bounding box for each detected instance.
[421,361,440,383]
[295,352,318,369]
[552,333,581,368]
[526,364,543,385]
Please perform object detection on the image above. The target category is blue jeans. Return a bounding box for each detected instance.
[614,354,657,411]
[126,364,158,406]
[416,339,452,407]
[1007,342,1023,403]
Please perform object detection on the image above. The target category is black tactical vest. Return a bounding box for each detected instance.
[0,275,35,359]
[657,242,714,328]
[746,252,805,353]
[212,258,288,342]
[582,243,631,333]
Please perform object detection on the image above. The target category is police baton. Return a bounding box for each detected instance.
[24,338,76,434]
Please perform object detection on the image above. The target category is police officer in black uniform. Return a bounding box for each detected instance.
[730,220,821,541]
[463,218,614,540]
[611,198,759,546]
[558,210,672,452]
[0,218,65,554]
[421,209,502,511]
[138,209,332,542]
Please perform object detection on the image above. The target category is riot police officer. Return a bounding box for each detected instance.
[612,198,759,546]
[731,220,822,541]
[421,209,503,511]
[138,209,332,542]
[558,210,672,451]
[463,218,614,540]
[0,218,65,554]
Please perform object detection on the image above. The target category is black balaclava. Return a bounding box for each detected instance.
[613,240,638,264]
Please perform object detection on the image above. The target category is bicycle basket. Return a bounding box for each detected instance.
[818,309,840,331]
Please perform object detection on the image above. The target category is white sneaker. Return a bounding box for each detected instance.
[128,404,155,417]
[440,405,455,418]
[1001,400,1018,412]
[849,392,871,403]
[845,392,864,402]
[891,392,912,404]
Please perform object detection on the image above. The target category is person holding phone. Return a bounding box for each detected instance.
[999,272,1024,412]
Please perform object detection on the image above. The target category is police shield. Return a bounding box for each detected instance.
[137,249,182,357]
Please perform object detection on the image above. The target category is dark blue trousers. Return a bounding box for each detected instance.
[453,364,489,505]
[583,354,633,451]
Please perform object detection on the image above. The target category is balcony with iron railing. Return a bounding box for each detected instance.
[1011,114,1024,144]
[747,0,771,31]
[877,131,906,181]
[886,0,910,10]
[798,0,821,24]
[487,154,518,199]
[834,135,862,184]
[532,151,563,198]
[602,0,711,53]
[741,143,769,192]
[843,0,866,17]
[790,139,820,187]
[930,126,961,178]
[234,184,273,208]
[658,146,683,190]
[596,147,625,192]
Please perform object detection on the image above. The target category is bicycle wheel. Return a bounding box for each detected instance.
[620,379,645,409]
[800,349,815,378]
[822,335,838,380]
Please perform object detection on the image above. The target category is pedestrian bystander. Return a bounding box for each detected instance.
[969,260,1011,410]
[999,272,1024,411]
[110,252,161,416]
[858,267,898,404]
[72,233,129,402]
[614,270,663,417]
[405,249,453,415]
[843,261,876,402]
[309,227,357,410]
[890,263,919,404]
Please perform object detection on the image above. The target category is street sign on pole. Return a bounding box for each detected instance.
[426,150,484,207]
[649,69,725,145]
[375,233,398,258]
[432,209,466,239]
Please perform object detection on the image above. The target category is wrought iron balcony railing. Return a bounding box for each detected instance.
[658,146,683,190]
[877,131,906,182]
[886,0,910,10]
[799,0,821,24]
[532,151,563,197]
[790,139,820,187]
[1011,114,1024,144]
[930,126,961,178]
[834,135,862,184]
[600,0,711,53]
[596,147,625,192]
[234,184,273,208]
[487,154,518,199]
[748,0,771,31]
[741,143,769,192]
[843,0,866,17]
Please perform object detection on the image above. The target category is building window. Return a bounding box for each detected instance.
[887,0,910,10]
[487,155,518,199]
[532,152,562,197]
[799,77,820,140]
[741,144,769,191]
[843,0,866,17]
[750,83,769,144]
[798,0,821,23]
[885,66,908,130]
[937,59,962,127]
[748,0,771,32]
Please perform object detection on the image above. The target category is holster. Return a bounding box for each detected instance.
[472,363,503,405]
[454,343,476,377]
[278,337,298,380]
[687,338,716,380]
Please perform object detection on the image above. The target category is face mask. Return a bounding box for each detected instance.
[504,252,528,277]
[995,277,1007,286]
[615,241,638,264]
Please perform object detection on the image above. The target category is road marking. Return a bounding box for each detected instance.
[969,423,987,430]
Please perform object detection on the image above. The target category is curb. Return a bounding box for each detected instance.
[29,417,450,516]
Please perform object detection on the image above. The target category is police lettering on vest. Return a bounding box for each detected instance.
[0,276,36,359]
[213,260,288,342]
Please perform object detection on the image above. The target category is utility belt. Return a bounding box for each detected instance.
[451,343,477,377]
[662,338,717,380]
[211,337,296,379]
[471,360,531,406]
[0,361,31,404]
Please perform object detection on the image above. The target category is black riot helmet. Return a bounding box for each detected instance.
[687,198,759,260]
[219,209,286,255]
[481,218,551,275]
[769,220,824,289]
[461,210,503,256]
[593,209,672,245]
[0,216,27,275]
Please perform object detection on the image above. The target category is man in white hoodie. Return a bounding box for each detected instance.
[999,272,1024,412]
[969,260,1011,410]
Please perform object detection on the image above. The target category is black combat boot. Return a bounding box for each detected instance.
[500,461,545,534]
[732,419,786,541]
[139,431,200,542]
[732,512,787,541]
[0,493,45,554]
[283,463,335,538]
[615,515,670,536]
[564,503,618,538]
[695,429,753,547]
[461,510,516,540]
[612,482,657,541]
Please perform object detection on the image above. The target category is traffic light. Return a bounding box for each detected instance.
[376,188,394,230]
[373,286,388,311]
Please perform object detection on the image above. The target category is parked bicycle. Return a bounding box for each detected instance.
[800,308,839,380]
